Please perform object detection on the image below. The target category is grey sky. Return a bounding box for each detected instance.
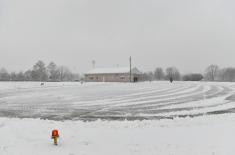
[0,0,235,74]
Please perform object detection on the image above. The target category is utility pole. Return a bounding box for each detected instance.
[130,56,132,82]
[92,60,96,69]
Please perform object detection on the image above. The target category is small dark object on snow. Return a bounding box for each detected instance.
[170,77,173,83]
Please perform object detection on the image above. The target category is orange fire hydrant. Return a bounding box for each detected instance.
[51,130,59,145]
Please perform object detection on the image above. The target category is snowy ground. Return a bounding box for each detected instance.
[0,81,235,155]
[1,114,235,155]
[0,81,235,120]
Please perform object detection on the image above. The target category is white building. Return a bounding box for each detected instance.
[84,67,142,82]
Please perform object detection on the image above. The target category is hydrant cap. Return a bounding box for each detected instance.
[52,130,59,137]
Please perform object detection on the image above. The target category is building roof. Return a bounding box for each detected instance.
[85,67,142,75]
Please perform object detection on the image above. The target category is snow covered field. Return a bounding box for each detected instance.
[0,81,235,155]
[0,81,235,120]
[1,114,235,155]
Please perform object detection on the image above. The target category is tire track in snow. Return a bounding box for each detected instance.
[0,82,234,120]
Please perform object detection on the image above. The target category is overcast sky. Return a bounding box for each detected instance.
[0,0,235,74]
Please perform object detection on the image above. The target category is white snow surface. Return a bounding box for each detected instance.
[1,114,235,155]
[0,81,235,120]
[1,81,235,154]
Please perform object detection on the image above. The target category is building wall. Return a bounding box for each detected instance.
[85,73,142,82]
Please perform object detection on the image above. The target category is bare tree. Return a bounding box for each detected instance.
[217,68,226,81]
[217,68,235,82]
[224,68,235,82]
[31,60,48,81]
[140,72,154,81]
[0,68,10,81]
[10,72,17,81]
[16,71,25,81]
[24,70,32,81]
[165,67,181,81]
[205,65,219,81]
[59,66,73,81]
[148,71,154,81]
[154,67,165,80]
[47,62,60,81]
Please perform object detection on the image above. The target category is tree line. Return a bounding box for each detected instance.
[0,60,80,81]
[142,67,184,81]
[204,65,235,82]
[142,65,235,82]
[1,62,235,82]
